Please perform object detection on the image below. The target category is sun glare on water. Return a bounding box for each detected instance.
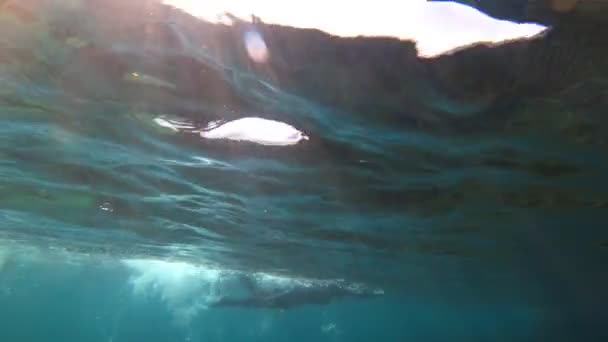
[163,0,545,56]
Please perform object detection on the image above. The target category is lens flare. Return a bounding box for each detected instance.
[244,30,269,63]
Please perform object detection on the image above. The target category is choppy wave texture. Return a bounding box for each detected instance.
[1,0,608,339]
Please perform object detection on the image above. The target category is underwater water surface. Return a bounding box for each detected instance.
[1,0,608,341]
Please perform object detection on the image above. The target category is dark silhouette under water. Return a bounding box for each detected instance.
[211,274,383,309]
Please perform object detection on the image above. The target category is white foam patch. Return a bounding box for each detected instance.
[153,116,308,146]
[252,272,314,289]
[121,259,353,323]
[0,242,43,271]
[321,322,338,334]
[123,259,225,324]
[153,117,196,132]
[200,117,309,146]
[158,156,234,169]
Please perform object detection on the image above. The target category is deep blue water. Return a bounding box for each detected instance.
[2,1,608,341]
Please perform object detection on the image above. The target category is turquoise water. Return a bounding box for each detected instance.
[1,1,608,341]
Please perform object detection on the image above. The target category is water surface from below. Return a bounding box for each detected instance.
[1,0,608,340]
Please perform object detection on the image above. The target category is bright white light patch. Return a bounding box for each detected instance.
[244,30,269,63]
[163,0,546,57]
[153,117,196,132]
[123,259,223,324]
[200,117,309,146]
